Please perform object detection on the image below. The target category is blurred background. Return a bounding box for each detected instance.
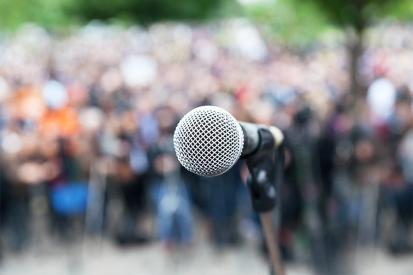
[1,0,413,274]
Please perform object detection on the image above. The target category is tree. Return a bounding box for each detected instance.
[303,0,413,109]
[243,0,413,111]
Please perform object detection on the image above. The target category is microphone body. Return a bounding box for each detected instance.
[173,106,283,177]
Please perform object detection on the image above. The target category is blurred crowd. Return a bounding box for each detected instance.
[1,21,413,274]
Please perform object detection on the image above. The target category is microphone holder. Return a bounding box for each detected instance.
[244,128,285,275]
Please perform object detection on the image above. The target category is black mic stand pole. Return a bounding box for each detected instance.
[244,128,285,275]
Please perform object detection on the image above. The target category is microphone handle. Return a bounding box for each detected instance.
[240,122,284,157]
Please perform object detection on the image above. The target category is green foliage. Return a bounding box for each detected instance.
[0,0,235,30]
[1,0,413,45]
[376,0,413,21]
[0,0,70,30]
[299,0,413,31]
[242,0,413,46]
[242,0,331,46]
[65,0,233,24]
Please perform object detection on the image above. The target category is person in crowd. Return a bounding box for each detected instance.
[149,106,193,247]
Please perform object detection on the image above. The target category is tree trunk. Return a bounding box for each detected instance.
[348,0,366,117]
[347,29,365,117]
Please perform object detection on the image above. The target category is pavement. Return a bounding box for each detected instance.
[1,239,413,275]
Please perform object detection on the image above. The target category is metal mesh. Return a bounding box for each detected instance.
[173,106,244,177]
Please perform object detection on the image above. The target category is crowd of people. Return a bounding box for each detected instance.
[1,21,413,274]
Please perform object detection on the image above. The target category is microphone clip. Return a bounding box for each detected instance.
[245,128,284,213]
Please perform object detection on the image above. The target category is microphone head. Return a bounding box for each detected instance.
[173,106,244,177]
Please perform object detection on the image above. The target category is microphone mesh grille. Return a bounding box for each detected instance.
[173,106,244,177]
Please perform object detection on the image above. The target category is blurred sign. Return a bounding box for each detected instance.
[121,55,158,87]
[42,80,68,109]
[367,77,396,121]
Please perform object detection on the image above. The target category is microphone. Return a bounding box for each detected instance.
[173,105,284,177]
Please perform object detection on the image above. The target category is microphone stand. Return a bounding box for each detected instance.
[260,212,284,275]
[244,128,285,275]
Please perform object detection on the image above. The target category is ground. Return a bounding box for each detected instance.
[1,239,412,275]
